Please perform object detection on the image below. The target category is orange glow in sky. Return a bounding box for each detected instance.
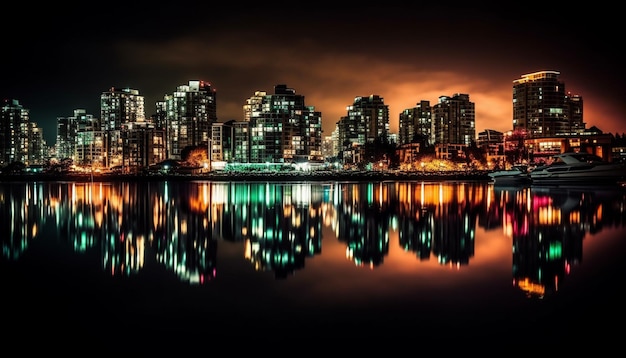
[2,4,623,143]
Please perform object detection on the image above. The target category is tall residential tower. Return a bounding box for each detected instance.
[244,84,323,164]
[512,70,584,138]
[162,80,217,160]
[432,93,475,146]
[336,94,390,164]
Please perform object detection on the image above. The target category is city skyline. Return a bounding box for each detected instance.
[2,3,623,144]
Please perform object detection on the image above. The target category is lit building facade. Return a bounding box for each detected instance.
[120,121,166,172]
[399,100,433,146]
[28,122,46,165]
[210,121,229,162]
[56,108,101,166]
[100,87,146,168]
[512,70,585,138]
[1,99,32,166]
[336,94,389,165]
[477,129,505,167]
[566,93,585,133]
[230,120,250,163]
[321,136,335,159]
[432,93,475,146]
[244,84,322,164]
[477,129,504,153]
[56,113,75,160]
[162,80,217,160]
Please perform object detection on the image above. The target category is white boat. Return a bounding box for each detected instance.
[529,152,626,185]
[488,164,531,186]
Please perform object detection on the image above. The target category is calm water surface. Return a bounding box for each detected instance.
[2,180,625,352]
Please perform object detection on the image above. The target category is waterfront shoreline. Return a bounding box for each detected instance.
[0,170,493,183]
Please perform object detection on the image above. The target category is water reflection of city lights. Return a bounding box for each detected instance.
[2,181,624,294]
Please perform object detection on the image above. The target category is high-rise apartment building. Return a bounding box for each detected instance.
[56,113,75,160]
[1,99,31,166]
[100,87,146,168]
[432,93,475,146]
[566,93,585,133]
[336,94,389,164]
[210,121,229,162]
[512,70,585,137]
[162,80,217,160]
[399,100,433,146]
[56,109,100,164]
[244,84,322,164]
[232,121,250,163]
[121,121,166,172]
[28,123,46,165]
[101,87,146,130]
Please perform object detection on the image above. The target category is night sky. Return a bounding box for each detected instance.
[2,2,623,144]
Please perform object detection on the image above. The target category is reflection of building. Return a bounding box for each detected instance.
[335,182,483,268]
[431,188,477,267]
[210,182,251,242]
[0,183,46,260]
[156,182,218,284]
[398,208,434,261]
[4,181,625,289]
[360,182,484,267]
[240,183,323,279]
[336,183,390,267]
[511,188,591,298]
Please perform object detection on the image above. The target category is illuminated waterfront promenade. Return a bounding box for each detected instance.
[0,169,493,183]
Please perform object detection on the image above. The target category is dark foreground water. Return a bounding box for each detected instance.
[1,180,625,353]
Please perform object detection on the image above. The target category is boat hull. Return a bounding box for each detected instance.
[529,165,626,185]
[488,166,531,186]
[489,175,531,186]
